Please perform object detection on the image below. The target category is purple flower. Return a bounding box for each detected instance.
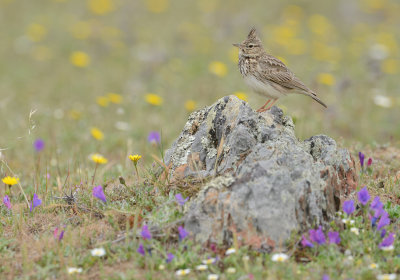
[328,231,341,244]
[371,196,384,219]
[379,232,394,248]
[141,225,152,240]
[59,230,65,241]
[137,243,145,256]
[3,195,11,209]
[178,226,189,241]
[166,252,174,263]
[175,193,189,206]
[357,187,370,205]
[30,193,42,212]
[92,185,106,203]
[377,211,390,230]
[53,227,65,241]
[301,235,314,248]
[343,200,355,216]
[359,152,365,167]
[148,131,161,144]
[33,139,45,152]
[322,275,330,280]
[309,226,326,245]
[371,196,382,211]
[381,228,387,238]
[367,158,372,167]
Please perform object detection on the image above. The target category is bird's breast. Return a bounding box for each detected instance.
[243,75,285,99]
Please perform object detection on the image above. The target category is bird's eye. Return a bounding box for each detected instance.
[248,44,254,48]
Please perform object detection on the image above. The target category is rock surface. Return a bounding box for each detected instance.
[164,95,357,249]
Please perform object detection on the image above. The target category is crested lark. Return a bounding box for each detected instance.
[233,28,327,112]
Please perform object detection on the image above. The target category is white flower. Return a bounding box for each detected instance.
[114,121,130,131]
[349,219,355,225]
[208,274,219,280]
[225,248,236,255]
[91,247,106,257]
[369,44,389,60]
[242,255,250,261]
[377,274,397,280]
[226,267,236,274]
[373,95,393,108]
[202,258,216,265]
[350,227,359,235]
[369,263,379,269]
[196,264,208,271]
[158,264,165,270]
[381,245,394,251]
[67,267,83,274]
[271,253,289,262]
[176,269,191,276]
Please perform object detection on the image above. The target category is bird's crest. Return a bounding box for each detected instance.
[247,27,257,39]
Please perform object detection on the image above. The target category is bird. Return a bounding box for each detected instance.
[233,28,327,112]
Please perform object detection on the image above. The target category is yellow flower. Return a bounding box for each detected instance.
[68,110,82,120]
[91,127,104,141]
[209,61,227,77]
[96,96,109,107]
[272,25,296,46]
[286,38,307,55]
[70,21,92,40]
[382,59,398,74]
[107,93,123,104]
[308,14,332,36]
[91,154,108,164]
[317,73,336,86]
[88,0,115,15]
[185,100,196,112]
[129,155,142,164]
[360,0,386,12]
[311,42,341,63]
[146,0,169,13]
[282,5,304,21]
[145,93,163,106]
[369,263,379,269]
[234,92,248,101]
[26,23,47,42]
[2,176,19,186]
[70,51,90,68]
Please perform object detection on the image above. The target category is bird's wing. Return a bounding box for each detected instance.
[257,55,312,93]
[256,54,327,108]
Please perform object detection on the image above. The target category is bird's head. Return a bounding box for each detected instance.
[233,28,264,56]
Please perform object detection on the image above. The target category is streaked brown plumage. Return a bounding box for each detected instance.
[233,28,327,112]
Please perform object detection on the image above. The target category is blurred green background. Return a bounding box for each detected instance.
[0,0,399,171]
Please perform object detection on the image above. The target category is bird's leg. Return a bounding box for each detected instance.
[256,99,271,112]
[257,99,278,113]
[265,99,278,110]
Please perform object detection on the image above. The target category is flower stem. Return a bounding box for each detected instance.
[91,163,98,186]
[134,164,139,182]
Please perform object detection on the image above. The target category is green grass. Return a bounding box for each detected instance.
[1,0,400,279]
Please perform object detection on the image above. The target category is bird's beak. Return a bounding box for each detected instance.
[232,43,241,48]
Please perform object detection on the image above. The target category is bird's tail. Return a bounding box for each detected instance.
[302,90,327,108]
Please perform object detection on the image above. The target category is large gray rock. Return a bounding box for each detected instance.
[164,96,357,249]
